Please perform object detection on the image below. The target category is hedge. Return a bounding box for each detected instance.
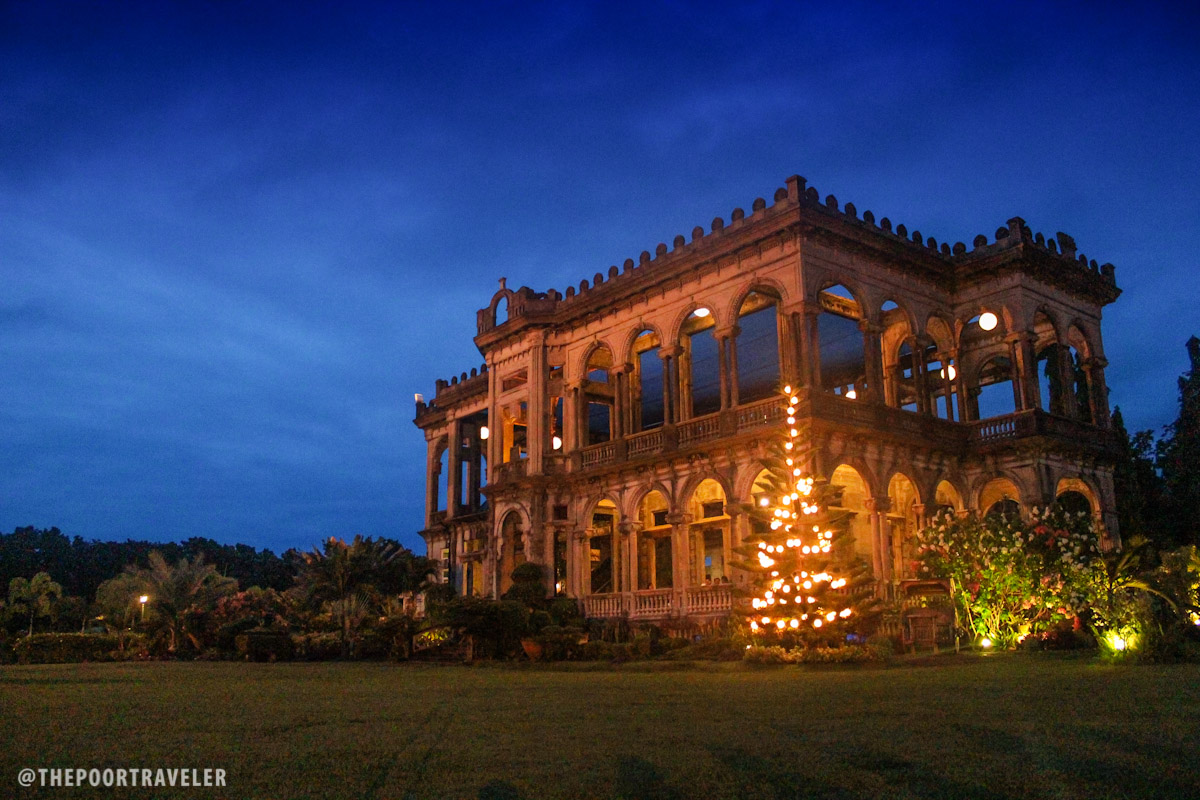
[13,633,148,664]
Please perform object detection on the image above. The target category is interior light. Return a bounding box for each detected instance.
[552,436,562,450]
[978,311,998,331]
[845,389,857,400]
[692,307,711,318]
[479,426,490,440]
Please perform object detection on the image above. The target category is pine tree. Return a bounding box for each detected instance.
[735,387,879,645]
[1159,336,1200,547]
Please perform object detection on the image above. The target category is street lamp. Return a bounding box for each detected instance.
[139,595,149,622]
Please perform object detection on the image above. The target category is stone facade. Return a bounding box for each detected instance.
[413,174,1121,621]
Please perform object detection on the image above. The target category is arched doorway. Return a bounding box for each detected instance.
[687,478,730,584]
[887,473,920,580]
[635,491,671,590]
[587,500,619,594]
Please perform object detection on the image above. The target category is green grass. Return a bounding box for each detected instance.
[2,655,1198,799]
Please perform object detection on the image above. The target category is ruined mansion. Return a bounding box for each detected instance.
[413,174,1120,623]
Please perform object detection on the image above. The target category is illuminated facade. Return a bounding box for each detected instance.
[413,174,1121,621]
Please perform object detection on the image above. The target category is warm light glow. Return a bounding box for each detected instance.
[844,389,857,399]
[783,385,792,393]
[978,311,998,331]
[693,307,711,318]
[552,435,562,450]
[479,426,490,440]
[980,637,993,649]
[139,595,149,604]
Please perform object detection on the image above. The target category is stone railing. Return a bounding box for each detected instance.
[683,585,732,615]
[579,585,733,619]
[580,442,617,469]
[631,589,673,619]
[627,428,663,457]
[582,593,624,619]
[677,413,721,447]
[735,396,785,431]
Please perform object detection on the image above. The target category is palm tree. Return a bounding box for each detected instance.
[297,535,431,657]
[131,552,237,653]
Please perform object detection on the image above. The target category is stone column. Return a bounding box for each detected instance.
[727,327,741,407]
[666,512,692,606]
[865,497,891,584]
[908,336,929,415]
[1008,331,1039,411]
[799,302,822,390]
[716,333,730,410]
[446,421,462,518]
[619,521,637,594]
[1057,343,1078,418]
[662,345,682,424]
[425,439,441,528]
[612,367,627,438]
[860,320,884,403]
[1083,356,1111,427]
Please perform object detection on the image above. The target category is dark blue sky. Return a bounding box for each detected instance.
[4,1,1198,555]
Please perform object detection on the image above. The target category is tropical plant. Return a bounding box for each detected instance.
[296,535,432,657]
[8,572,64,635]
[129,552,237,653]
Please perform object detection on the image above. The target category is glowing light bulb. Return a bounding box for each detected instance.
[979,311,998,331]
[479,426,490,440]
[980,637,993,649]
[693,307,711,318]
[845,389,856,399]
[552,435,562,450]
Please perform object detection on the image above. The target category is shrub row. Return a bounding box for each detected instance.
[743,643,888,665]
[13,633,148,664]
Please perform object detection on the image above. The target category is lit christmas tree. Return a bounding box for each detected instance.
[738,386,879,644]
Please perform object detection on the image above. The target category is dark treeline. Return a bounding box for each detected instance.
[1112,336,1200,550]
[0,527,296,601]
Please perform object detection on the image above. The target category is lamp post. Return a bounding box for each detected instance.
[139,595,149,623]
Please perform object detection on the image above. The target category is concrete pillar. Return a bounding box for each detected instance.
[861,320,884,403]
[717,334,730,410]
[446,422,462,518]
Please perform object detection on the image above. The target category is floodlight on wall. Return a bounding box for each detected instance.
[692,307,711,318]
[479,426,490,440]
[978,311,998,331]
[552,436,562,450]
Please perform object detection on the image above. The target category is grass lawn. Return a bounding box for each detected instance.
[2,655,1198,800]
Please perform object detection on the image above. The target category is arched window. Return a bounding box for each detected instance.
[979,477,1021,520]
[583,346,614,445]
[976,356,1017,419]
[631,330,664,430]
[736,291,781,403]
[494,295,508,326]
[818,285,865,398]
[1056,491,1092,516]
[681,308,720,417]
[499,512,525,593]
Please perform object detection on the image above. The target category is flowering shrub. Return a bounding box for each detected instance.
[914,507,1101,648]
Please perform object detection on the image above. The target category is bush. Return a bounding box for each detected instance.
[661,637,746,662]
[534,625,585,661]
[865,633,896,660]
[528,610,553,635]
[580,640,615,661]
[548,597,583,627]
[13,633,148,664]
[235,629,295,662]
[744,644,884,665]
[292,632,343,661]
[355,630,391,660]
